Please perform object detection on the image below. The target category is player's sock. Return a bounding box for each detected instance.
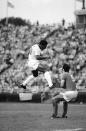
[50,114,59,119]
[20,84,26,89]
[50,84,56,89]
[44,71,53,87]
[22,75,34,85]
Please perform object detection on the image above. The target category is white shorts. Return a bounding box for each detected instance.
[60,90,78,102]
[27,60,39,70]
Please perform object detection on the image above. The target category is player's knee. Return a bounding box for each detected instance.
[52,97,59,104]
[32,70,38,77]
[45,66,50,71]
[52,98,56,104]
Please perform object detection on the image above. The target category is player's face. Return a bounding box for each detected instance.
[41,44,47,50]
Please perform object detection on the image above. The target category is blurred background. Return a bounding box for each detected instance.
[0,0,86,102]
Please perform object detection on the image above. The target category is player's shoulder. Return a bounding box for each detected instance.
[62,72,69,79]
[32,44,39,50]
[33,44,39,48]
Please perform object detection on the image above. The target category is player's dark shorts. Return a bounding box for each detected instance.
[32,64,50,77]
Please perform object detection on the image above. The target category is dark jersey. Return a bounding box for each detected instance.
[62,72,76,91]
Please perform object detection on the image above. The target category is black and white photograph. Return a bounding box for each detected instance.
[0,0,86,131]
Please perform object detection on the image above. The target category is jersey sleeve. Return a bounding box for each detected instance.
[61,73,66,80]
[31,45,41,56]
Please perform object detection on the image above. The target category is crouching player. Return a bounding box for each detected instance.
[51,63,78,119]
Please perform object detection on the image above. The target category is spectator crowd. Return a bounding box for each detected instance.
[0,21,86,93]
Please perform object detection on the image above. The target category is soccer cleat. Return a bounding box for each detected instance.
[15,81,26,89]
[50,83,56,89]
[62,114,67,118]
[20,84,26,89]
[50,114,60,119]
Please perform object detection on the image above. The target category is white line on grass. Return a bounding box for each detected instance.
[53,128,84,131]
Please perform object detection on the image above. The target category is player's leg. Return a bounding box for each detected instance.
[51,98,58,119]
[20,75,34,89]
[62,101,68,118]
[44,71,53,88]
[51,94,64,119]
[37,64,53,89]
[20,69,38,89]
[22,75,34,85]
[61,91,78,118]
[37,64,54,101]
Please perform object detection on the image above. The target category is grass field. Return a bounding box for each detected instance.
[0,103,86,131]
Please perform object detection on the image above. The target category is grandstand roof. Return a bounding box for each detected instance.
[75,9,86,15]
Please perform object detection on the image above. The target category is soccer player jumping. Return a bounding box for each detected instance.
[20,40,54,91]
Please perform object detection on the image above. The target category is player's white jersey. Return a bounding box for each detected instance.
[27,44,41,70]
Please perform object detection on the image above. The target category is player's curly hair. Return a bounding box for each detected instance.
[39,40,48,50]
[39,40,48,46]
